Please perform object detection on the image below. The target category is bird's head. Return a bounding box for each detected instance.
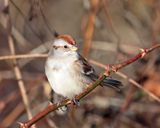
[49,35,78,58]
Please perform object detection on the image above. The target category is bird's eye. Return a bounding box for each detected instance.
[64,45,68,48]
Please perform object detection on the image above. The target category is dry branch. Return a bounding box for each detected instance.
[89,60,160,102]
[0,54,48,61]
[3,1,35,127]
[82,0,100,57]
[2,102,24,127]
[102,0,121,43]
[89,47,160,103]
[8,34,35,123]
[19,44,160,128]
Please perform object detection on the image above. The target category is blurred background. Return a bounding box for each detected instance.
[0,0,160,128]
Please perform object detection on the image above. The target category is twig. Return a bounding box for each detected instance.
[120,86,137,112]
[19,75,106,128]
[9,0,43,43]
[8,36,36,125]
[102,0,122,61]
[39,1,58,37]
[0,42,140,61]
[0,11,33,50]
[102,0,121,43]
[92,41,140,55]
[4,1,35,127]
[1,102,24,127]
[0,54,47,61]
[90,44,160,102]
[29,0,58,37]
[18,42,50,67]
[82,0,100,57]
[19,44,160,128]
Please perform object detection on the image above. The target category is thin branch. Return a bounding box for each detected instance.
[29,0,58,37]
[19,44,160,128]
[9,0,43,43]
[102,0,121,43]
[4,1,36,127]
[82,0,100,57]
[0,54,47,61]
[102,0,122,61]
[0,51,159,102]
[39,1,58,37]
[2,102,24,127]
[89,59,160,102]
[8,36,36,125]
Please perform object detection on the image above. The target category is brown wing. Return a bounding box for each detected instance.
[77,54,122,91]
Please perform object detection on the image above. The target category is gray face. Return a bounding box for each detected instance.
[48,39,78,58]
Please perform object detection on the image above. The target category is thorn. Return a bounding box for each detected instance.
[111,65,118,72]
[105,64,110,76]
[49,101,53,105]
[140,48,147,58]
[17,122,26,128]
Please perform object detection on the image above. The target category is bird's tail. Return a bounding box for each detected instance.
[101,78,122,91]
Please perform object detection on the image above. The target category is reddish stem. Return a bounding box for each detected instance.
[19,44,160,128]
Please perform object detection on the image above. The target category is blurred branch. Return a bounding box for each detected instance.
[39,0,58,37]
[19,44,160,128]
[0,41,144,61]
[2,102,24,127]
[9,0,43,43]
[120,86,137,112]
[92,41,140,55]
[0,11,32,49]
[18,41,50,67]
[29,0,58,37]
[8,29,35,126]
[89,52,160,102]
[3,1,36,127]
[102,0,121,44]
[0,54,47,61]
[82,0,100,57]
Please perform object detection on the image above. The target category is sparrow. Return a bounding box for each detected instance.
[45,34,122,104]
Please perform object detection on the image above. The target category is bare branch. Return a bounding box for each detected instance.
[3,1,36,127]
[19,44,160,128]
[82,0,100,57]
[0,54,47,61]
[89,59,160,102]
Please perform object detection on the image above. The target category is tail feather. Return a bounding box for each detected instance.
[88,73,122,91]
[101,78,122,92]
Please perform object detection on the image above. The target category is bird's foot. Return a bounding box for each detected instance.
[57,102,68,112]
[58,105,68,112]
[71,98,80,106]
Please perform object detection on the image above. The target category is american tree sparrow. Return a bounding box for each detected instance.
[45,35,122,104]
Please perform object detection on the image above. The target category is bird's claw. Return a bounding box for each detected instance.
[58,106,68,112]
[72,98,80,106]
[57,102,68,112]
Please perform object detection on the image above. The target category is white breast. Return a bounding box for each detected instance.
[45,57,85,99]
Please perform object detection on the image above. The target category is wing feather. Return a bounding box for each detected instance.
[76,54,122,91]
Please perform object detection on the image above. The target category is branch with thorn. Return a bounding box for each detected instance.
[17,44,160,128]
